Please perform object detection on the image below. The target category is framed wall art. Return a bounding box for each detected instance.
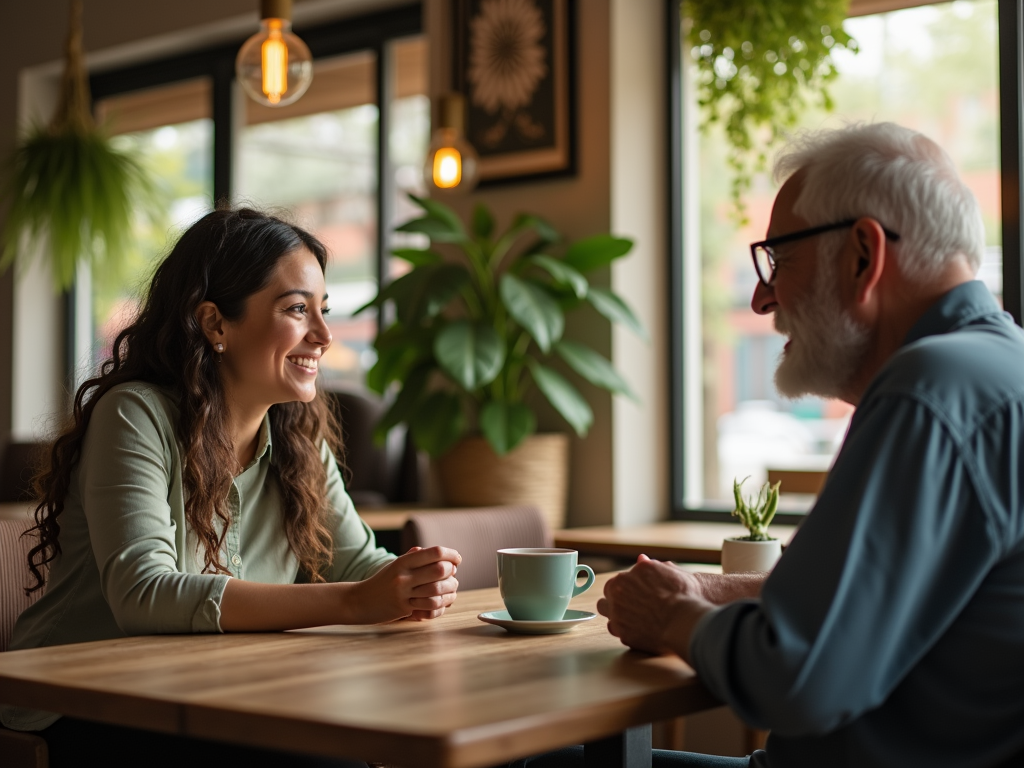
[452,0,576,185]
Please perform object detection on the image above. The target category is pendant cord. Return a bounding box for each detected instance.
[50,0,94,135]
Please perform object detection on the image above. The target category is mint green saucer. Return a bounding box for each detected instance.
[477,609,597,635]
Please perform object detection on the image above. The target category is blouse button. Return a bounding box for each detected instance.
[231,553,242,566]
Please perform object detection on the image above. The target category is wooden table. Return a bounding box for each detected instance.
[0,573,719,768]
[555,522,798,565]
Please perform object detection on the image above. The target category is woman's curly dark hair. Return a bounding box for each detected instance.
[25,208,344,592]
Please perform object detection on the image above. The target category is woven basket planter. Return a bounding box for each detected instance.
[436,434,570,531]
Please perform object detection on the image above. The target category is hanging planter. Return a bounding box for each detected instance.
[684,0,857,221]
[0,0,156,292]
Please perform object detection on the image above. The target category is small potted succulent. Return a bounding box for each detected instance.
[721,477,783,573]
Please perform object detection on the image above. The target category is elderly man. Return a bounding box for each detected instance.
[597,122,1024,768]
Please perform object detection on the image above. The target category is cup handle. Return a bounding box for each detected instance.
[572,564,596,597]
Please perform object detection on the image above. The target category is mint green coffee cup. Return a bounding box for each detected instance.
[497,548,596,621]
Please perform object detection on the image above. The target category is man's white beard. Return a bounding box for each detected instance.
[773,266,871,401]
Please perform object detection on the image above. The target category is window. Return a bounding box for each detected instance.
[91,79,213,374]
[81,5,424,389]
[670,0,1018,519]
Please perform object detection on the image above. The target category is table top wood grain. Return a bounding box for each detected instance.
[555,522,799,564]
[0,573,719,768]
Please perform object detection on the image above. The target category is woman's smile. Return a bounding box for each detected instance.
[215,246,332,412]
[287,355,320,374]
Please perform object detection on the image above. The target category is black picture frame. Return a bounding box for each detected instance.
[453,0,576,185]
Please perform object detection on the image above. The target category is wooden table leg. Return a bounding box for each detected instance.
[584,724,652,768]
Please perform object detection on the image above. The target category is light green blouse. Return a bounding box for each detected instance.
[1,382,395,731]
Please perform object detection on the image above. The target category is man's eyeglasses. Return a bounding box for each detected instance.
[750,218,901,287]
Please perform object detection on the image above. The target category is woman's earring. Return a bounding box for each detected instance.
[214,342,224,362]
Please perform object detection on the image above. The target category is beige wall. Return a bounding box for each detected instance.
[610,0,668,526]
[1,0,669,525]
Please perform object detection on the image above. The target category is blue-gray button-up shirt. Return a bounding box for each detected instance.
[692,281,1024,767]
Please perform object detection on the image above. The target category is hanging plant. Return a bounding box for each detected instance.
[684,0,857,222]
[0,0,157,292]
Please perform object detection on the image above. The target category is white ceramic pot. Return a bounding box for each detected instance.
[720,537,782,574]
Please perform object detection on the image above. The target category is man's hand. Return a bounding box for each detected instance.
[596,555,715,661]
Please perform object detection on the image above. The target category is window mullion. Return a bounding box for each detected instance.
[376,40,395,334]
[212,54,235,206]
[999,0,1024,325]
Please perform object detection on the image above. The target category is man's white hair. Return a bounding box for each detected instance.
[773,122,985,280]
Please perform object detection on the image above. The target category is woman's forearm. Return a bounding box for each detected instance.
[219,579,356,631]
[218,546,462,631]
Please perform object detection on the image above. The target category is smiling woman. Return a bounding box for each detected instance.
[195,246,334,467]
[1,209,462,767]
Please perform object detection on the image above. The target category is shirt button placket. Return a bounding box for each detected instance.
[228,482,242,577]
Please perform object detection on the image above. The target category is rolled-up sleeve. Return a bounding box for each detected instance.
[690,395,1001,736]
[320,440,396,582]
[80,387,230,634]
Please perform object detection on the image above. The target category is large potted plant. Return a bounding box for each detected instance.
[359,195,645,529]
[722,477,782,573]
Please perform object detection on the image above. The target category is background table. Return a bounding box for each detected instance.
[555,522,798,565]
[0,573,720,768]
[0,503,31,521]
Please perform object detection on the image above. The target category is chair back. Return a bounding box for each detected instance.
[0,441,46,503]
[0,518,42,652]
[327,390,422,506]
[400,506,552,590]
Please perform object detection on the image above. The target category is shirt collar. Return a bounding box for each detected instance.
[901,280,1006,348]
[247,412,273,469]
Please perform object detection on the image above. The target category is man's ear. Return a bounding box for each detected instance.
[195,301,226,346]
[849,217,887,305]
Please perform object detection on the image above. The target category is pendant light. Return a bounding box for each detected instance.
[424,93,479,194]
[236,0,313,107]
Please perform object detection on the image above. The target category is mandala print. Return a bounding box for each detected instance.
[467,0,548,146]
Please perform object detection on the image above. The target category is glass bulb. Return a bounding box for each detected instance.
[433,147,463,188]
[236,18,313,107]
[424,128,479,195]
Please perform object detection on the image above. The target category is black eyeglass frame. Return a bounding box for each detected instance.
[750,218,901,287]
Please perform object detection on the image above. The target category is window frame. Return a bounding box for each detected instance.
[667,0,1024,522]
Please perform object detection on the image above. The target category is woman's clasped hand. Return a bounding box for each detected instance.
[352,545,462,623]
